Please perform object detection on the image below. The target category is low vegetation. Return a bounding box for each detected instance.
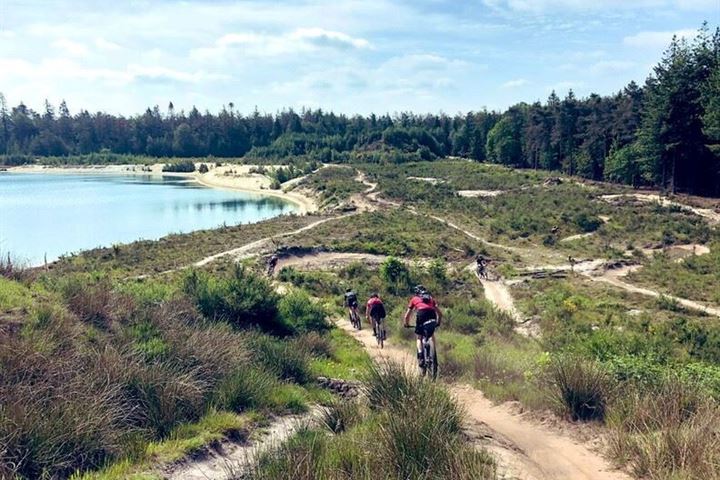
[0,263,367,479]
[245,362,496,480]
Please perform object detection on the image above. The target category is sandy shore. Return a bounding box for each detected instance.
[7,163,319,214]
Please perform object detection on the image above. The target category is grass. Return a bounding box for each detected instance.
[44,213,322,278]
[72,410,254,479]
[310,328,372,380]
[628,239,720,304]
[245,361,496,480]
[294,165,366,206]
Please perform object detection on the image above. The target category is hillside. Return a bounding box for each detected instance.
[2,159,719,479]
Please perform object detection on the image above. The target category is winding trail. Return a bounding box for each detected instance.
[163,410,320,480]
[336,321,630,480]
[601,193,720,225]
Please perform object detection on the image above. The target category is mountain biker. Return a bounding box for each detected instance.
[366,293,386,337]
[403,285,443,367]
[267,254,279,276]
[344,288,359,323]
[476,254,487,277]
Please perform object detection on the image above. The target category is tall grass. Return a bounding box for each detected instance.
[608,377,720,479]
[246,361,496,480]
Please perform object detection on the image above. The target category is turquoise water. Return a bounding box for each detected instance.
[0,173,297,265]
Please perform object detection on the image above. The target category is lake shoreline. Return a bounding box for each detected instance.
[7,163,319,214]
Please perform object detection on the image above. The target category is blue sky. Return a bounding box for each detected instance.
[0,0,716,116]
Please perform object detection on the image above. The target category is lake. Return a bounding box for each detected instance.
[0,173,298,265]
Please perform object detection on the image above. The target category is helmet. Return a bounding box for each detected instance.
[370,292,379,298]
[346,288,352,293]
[413,284,426,295]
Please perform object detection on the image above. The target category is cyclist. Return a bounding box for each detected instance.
[476,254,487,278]
[344,288,359,324]
[403,285,443,367]
[366,293,386,338]
[267,254,279,276]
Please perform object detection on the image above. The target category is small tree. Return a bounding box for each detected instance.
[198,163,209,174]
[380,257,410,294]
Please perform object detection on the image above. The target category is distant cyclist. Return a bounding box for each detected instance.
[344,288,359,323]
[403,285,443,367]
[366,293,386,338]
[476,254,488,278]
[267,254,279,276]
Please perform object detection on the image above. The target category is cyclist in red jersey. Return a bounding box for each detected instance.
[366,293,386,337]
[403,285,443,366]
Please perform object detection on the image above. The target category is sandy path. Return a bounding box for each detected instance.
[457,189,504,198]
[275,252,388,273]
[193,214,352,267]
[164,410,320,480]
[560,232,596,243]
[601,193,720,225]
[335,321,630,480]
[590,266,720,317]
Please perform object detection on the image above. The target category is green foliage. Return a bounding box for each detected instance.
[161,160,195,173]
[379,256,410,293]
[183,266,281,332]
[277,290,330,334]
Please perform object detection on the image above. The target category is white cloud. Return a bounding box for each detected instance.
[95,38,122,51]
[501,78,529,88]
[675,0,719,10]
[623,29,697,49]
[191,28,370,62]
[547,81,584,93]
[51,38,89,57]
[291,28,370,49]
[589,60,636,75]
[483,0,664,12]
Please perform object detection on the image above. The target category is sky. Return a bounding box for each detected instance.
[0,0,717,116]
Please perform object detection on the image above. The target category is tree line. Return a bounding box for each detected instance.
[1,24,717,195]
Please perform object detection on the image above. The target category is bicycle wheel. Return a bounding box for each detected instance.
[430,346,439,380]
[377,322,384,349]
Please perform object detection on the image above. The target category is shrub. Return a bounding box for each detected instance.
[574,212,602,233]
[183,267,281,332]
[212,367,277,412]
[320,400,364,434]
[379,257,410,294]
[543,354,615,421]
[60,276,115,327]
[278,290,330,334]
[251,335,312,384]
[198,163,209,173]
[162,160,195,172]
[294,331,334,358]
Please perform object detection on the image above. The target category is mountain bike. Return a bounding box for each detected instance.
[406,322,438,380]
[349,306,361,330]
[372,316,386,348]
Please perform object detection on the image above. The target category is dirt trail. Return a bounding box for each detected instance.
[163,410,319,480]
[336,321,630,480]
[193,215,351,268]
[274,252,388,273]
[590,266,720,317]
[601,193,720,225]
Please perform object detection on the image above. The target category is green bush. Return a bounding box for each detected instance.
[278,290,330,334]
[162,160,195,172]
[183,267,281,332]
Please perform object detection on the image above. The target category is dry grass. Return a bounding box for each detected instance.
[608,378,720,479]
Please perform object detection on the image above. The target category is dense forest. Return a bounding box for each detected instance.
[1,25,718,195]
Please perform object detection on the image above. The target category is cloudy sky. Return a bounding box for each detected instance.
[0,0,716,116]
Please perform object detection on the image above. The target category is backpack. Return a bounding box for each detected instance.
[369,300,386,319]
[421,292,433,305]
